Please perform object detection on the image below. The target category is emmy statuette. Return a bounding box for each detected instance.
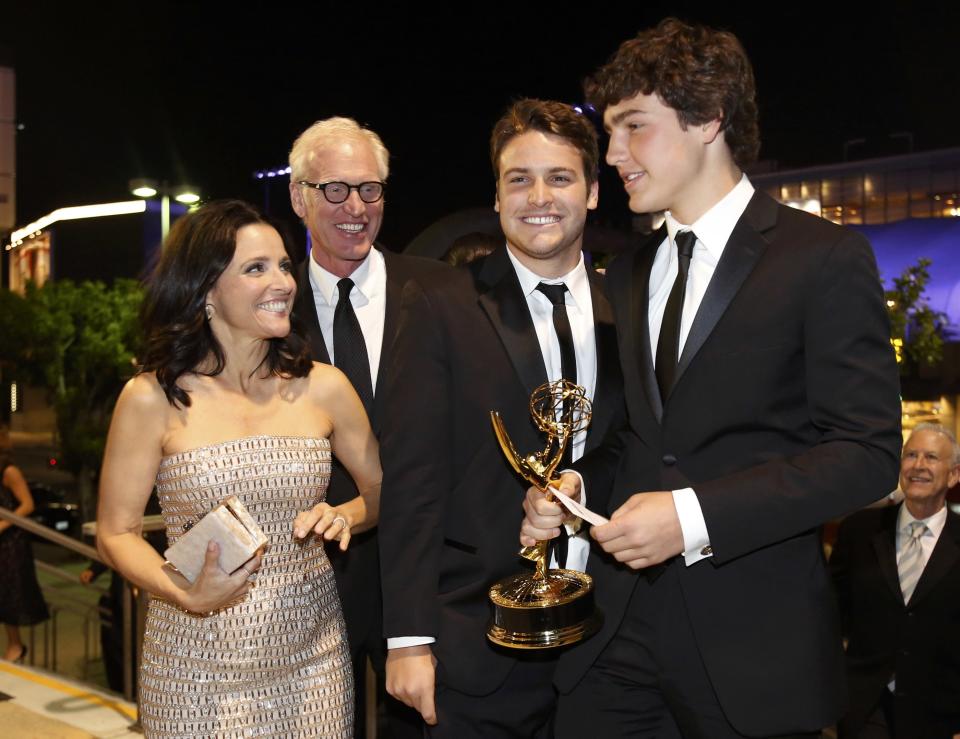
[487,379,601,649]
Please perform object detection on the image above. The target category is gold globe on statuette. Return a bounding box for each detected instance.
[487,379,601,649]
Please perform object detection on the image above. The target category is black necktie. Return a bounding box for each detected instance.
[655,231,697,402]
[536,282,578,400]
[333,278,374,414]
[536,282,577,569]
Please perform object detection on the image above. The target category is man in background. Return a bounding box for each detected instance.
[831,423,960,738]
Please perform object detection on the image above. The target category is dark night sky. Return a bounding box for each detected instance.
[3,2,959,249]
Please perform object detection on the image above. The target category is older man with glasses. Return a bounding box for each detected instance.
[289,117,447,738]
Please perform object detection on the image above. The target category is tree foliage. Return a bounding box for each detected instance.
[0,288,35,374]
[24,279,144,472]
[885,258,947,373]
[7,280,144,520]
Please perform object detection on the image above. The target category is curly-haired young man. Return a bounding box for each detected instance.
[521,18,902,739]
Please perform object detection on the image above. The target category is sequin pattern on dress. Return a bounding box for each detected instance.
[139,436,353,738]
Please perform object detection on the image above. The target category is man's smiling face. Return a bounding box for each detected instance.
[290,137,384,278]
[899,428,960,510]
[603,91,714,224]
[495,130,598,276]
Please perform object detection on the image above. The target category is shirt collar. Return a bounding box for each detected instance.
[505,246,590,311]
[898,500,948,539]
[308,247,385,306]
[664,174,755,260]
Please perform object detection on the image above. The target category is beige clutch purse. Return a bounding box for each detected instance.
[164,495,268,583]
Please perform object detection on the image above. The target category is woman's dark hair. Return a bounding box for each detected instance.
[139,199,312,407]
[585,18,761,168]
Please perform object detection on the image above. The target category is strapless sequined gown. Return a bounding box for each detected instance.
[139,436,352,738]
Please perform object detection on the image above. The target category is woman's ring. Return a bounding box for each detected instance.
[332,515,347,530]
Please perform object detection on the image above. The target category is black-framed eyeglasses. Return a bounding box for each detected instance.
[297,180,386,204]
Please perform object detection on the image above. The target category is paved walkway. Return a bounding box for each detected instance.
[0,660,138,738]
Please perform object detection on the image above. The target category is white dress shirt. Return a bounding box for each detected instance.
[307,247,387,391]
[506,247,597,468]
[895,502,947,577]
[388,247,599,651]
[649,175,755,566]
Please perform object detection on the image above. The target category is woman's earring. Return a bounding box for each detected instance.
[205,304,215,321]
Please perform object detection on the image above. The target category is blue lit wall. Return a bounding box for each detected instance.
[856,219,960,330]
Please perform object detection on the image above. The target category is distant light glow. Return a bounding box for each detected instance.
[129,178,159,198]
[892,337,904,363]
[10,383,17,413]
[7,201,148,248]
[171,184,201,205]
[252,165,292,180]
[785,198,822,215]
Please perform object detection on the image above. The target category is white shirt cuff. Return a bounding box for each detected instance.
[387,636,435,650]
[672,487,713,565]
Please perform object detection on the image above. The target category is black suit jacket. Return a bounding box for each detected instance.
[562,191,903,736]
[379,247,623,695]
[293,246,448,660]
[831,504,960,738]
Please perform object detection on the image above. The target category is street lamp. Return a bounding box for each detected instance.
[128,178,201,241]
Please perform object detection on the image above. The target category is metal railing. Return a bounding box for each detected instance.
[1,507,381,736]
[0,506,142,703]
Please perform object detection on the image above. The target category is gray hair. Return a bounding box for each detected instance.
[288,117,390,182]
[909,422,960,466]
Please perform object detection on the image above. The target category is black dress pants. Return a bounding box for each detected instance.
[556,560,821,739]
[425,654,556,739]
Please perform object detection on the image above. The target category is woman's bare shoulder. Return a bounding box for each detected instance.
[305,362,353,401]
[115,372,173,420]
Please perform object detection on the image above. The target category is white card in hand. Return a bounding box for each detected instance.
[547,486,609,527]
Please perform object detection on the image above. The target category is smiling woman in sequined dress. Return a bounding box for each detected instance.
[96,199,378,738]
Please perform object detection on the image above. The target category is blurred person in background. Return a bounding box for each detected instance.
[0,425,49,662]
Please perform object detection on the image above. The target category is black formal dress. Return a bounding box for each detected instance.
[831,504,960,738]
[293,246,447,737]
[0,462,49,628]
[558,190,903,737]
[379,247,623,737]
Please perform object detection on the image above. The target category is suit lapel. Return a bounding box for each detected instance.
[673,192,775,391]
[872,506,903,604]
[373,248,402,429]
[631,231,663,422]
[909,510,960,606]
[294,258,331,365]
[476,249,548,397]
[585,268,617,447]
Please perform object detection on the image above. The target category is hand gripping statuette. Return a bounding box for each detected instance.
[487,379,601,648]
